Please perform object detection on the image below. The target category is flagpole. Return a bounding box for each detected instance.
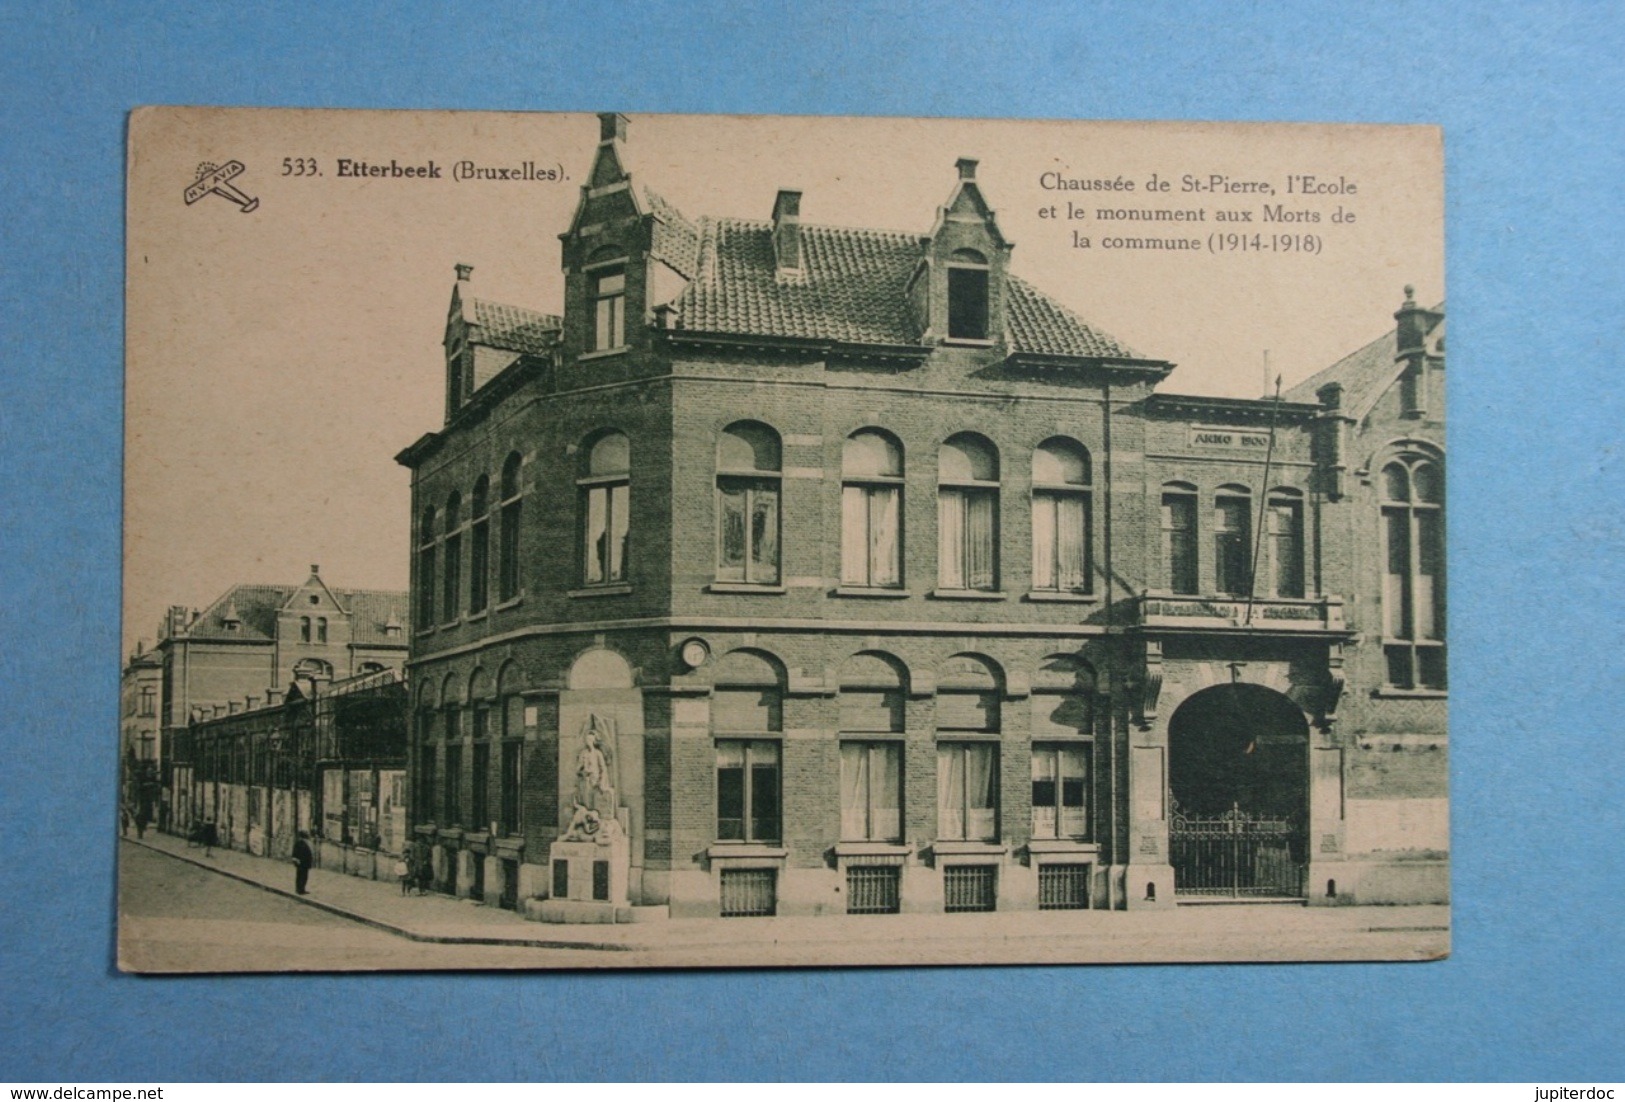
[1243,373,1283,628]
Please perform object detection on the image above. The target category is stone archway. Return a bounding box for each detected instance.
[1167,683,1309,898]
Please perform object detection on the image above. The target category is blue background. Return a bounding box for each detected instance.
[2,0,1621,1082]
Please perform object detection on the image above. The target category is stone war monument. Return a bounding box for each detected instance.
[533,713,634,922]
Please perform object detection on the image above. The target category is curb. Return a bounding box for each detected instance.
[124,838,634,952]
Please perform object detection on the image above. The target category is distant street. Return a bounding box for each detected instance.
[117,841,622,971]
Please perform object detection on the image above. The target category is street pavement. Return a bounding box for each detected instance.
[118,834,1449,972]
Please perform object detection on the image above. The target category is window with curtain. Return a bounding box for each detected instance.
[938,433,1000,591]
[716,422,782,585]
[841,429,904,588]
[580,432,630,585]
[1161,485,1197,594]
[1032,438,1092,593]
[1213,486,1252,596]
[442,492,462,620]
[937,742,998,841]
[1381,455,1446,689]
[1267,488,1305,598]
[841,742,902,842]
[498,453,522,602]
[1031,744,1090,839]
[470,475,490,613]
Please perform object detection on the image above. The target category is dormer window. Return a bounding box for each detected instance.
[586,249,627,352]
[947,249,990,341]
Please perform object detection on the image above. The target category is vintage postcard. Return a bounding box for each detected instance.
[122,107,1446,972]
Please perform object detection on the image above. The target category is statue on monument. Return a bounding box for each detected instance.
[564,714,619,840]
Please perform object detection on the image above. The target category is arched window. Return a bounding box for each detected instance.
[496,662,525,836]
[416,505,437,629]
[498,453,522,602]
[442,492,463,621]
[1265,487,1305,598]
[938,433,1000,591]
[468,669,491,830]
[1381,453,1445,689]
[442,676,463,828]
[469,475,490,614]
[1213,484,1252,596]
[712,650,784,843]
[936,654,1002,842]
[1160,482,1198,594]
[586,247,627,352]
[841,429,904,588]
[716,422,782,585]
[580,432,631,586]
[947,248,990,341]
[1032,438,1092,593]
[838,653,906,842]
[315,617,328,644]
[299,616,311,643]
[293,658,332,681]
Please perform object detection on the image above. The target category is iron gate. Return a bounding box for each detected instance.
[1169,800,1305,898]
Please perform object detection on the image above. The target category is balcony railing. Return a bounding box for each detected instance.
[1137,592,1345,633]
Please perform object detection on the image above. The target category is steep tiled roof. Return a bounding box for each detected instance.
[671,217,1141,359]
[466,298,561,357]
[646,188,700,279]
[1284,303,1442,418]
[184,585,408,645]
[1006,275,1143,359]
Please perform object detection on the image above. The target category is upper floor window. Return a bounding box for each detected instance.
[716,422,782,585]
[442,492,463,621]
[470,475,490,614]
[587,250,627,352]
[938,433,999,591]
[1213,485,1252,597]
[1266,488,1305,598]
[580,432,630,586]
[841,429,904,588]
[946,249,990,341]
[315,617,328,644]
[139,686,156,718]
[1161,483,1198,594]
[498,453,523,602]
[1381,454,1445,689]
[936,654,1002,735]
[1032,438,1092,593]
[416,506,437,629]
[299,616,311,643]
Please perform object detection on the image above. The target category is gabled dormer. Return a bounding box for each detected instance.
[559,113,698,364]
[907,158,1014,348]
[443,264,562,423]
[277,564,350,651]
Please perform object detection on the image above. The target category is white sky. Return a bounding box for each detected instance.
[124,109,1442,656]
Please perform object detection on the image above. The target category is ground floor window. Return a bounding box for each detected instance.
[937,742,998,841]
[840,741,902,841]
[720,868,777,917]
[1038,863,1091,910]
[943,864,997,913]
[1031,744,1089,839]
[716,740,781,843]
[845,865,902,915]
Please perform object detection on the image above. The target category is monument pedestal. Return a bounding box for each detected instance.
[532,817,631,924]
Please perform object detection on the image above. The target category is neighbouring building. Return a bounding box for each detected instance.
[170,668,410,871]
[150,566,409,836]
[119,642,165,827]
[394,113,1446,920]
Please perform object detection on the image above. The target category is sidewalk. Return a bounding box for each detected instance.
[125,833,1450,963]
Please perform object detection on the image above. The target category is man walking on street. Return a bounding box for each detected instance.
[292,831,314,895]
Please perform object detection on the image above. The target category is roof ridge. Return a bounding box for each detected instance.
[715,215,923,243]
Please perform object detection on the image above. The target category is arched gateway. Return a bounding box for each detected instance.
[1167,683,1309,899]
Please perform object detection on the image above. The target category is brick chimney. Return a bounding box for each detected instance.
[772,189,803,274]
[599,111,629,144]
[454,264,472,283]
